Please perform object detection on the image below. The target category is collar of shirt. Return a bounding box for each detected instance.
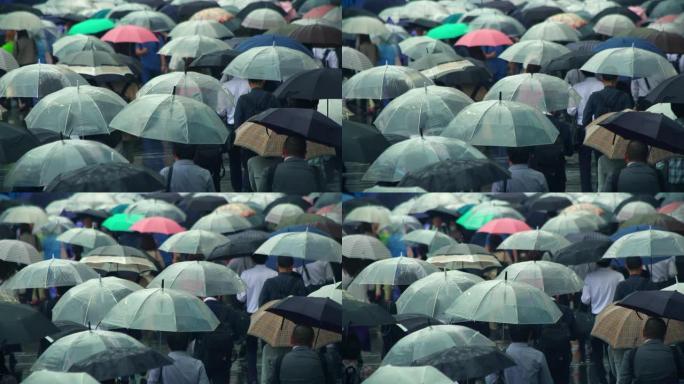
[204,297,217,302]
[509,164,530,171]
[174,159,194,166]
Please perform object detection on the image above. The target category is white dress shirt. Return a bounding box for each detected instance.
[581,267,625,314]
[222,77,250,125]
[568,76,604,125]
[650,257,676,283]
[237,264,277,313]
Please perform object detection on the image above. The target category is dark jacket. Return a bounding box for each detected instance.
[582,86,634,126]
[233,88,280,128]
[613,275,657,301]
[619,340,684,384]
[270,346,328,384]
[604,162,665,195]
[260,157,325,193]
[258,271,308,306]
[531,115,574,191]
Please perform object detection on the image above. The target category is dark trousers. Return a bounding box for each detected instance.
[227,128,243,192]
[590,336,613,384]
[545,347,571,384]
[579,145,595,192]
[246,334,258,384]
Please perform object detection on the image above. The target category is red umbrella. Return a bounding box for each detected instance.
[102,25,158,44]
[130,216,185,235]
[477,218,531,234]
[659,202,684,214]
[455,29,513,47]
[303,4,336,19]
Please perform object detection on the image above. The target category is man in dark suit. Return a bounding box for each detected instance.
[269,325,329,384]
[258,256,308,306]
[613,257,657,301]
[604,141,665,194]
[618,317,684,384]
[258,136,324,194]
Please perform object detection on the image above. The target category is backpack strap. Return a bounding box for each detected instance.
[165,165,174,192]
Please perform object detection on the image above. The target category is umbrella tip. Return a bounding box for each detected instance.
[498,92,502,102]
[88,321,92,332]
[504,271,508,281]
[161,279,164,291]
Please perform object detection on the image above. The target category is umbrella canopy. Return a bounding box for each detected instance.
[412,345,516,382]
[0,11,43,31]
[403,229,458,252]
[255,231,341,262]
[341,15,389,35]
[581,46,677,78]
[248,107,341,148]
[25,85,127,137]
[499,39,571,66]
[397,270,483,318]
[58,51,133,80]
[617,202,658,222]
[125,199,187,222]
[363,366,453,384]
[274,68,341,100]
[51,277,142,326]
[442,99,559,147]
[469,14,527,36]
[344,205,391,226]
[427,253,502,270]
[234,122,335,160]
[625,28,684,54]
[169,19,233,39]
[352,256,440,285]
[207,230,271,260]
[2,258,98,290]
[341,120,390,163]
[241,8,286,30]
[497,229,572,253]
[542,50,594,73]
[265,204,306,225]
[478,218,531,234]
[0,239,41,264]
[540,212,604,236]
[191,212,252,233]
[80,245,158,274]
[645,73,684,104]
[158,229,228,256]
[224,45,320,82]
[288,23,340,47]
[52,36,114,60]
[119,10,177,32]
[554,239,613,265]
[0,205,48,225]
[617,290,684,321]
[497,260,584,295]
[44,163,166,192]
[621,213,684,233]
[31,330,172,381]
[68,18,115,35]
[398,158,510,192]
[602,229,684,259]
[455,28,513,47]
[0,49,18,73]
[109,94,228,145]
[399,37,460,60]
[57,228,117,249]
[22,371,99,384]
[341,46,373,71]
[342,234,391,260]
[158,35,230,59]
[265,296,341,332]
[342,65,433,99]
[0,301,59,345]
[363,136,486,183]
[445,279,563,324]
[598,110,684,153]
[594,14,636,36]
[0,122,41,164]
[148,261,245,296]
[0,64,86,98]
[101,25,158,44]
[591,303,684,348]
[427,23,469,40]
[521,21,580,42]
[483,73,580,113]
[130,216,185,235]
[4,140,129,189]
[101,214,143,232]
[457,204,525,230]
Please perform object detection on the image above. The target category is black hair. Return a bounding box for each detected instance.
[277,255,294,268]
[251,253,268,265]
[507,147,531,165]
[643,317,667,340]
[626,140,648,162]
[283,135,307,158]
[599,73,618,81]
[596,259,611,268]
[291,324,315,347]
[166,332,190,351]
[626,256,643,270]
[509,324,532,342]
[173,143,197,160]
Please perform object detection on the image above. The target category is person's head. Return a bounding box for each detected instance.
[251,253,268,265]
[596,259,611,268]
[509,324,532,342]
[625,256,643,275]
[172,143,197,160]
[525,64,541,74]
[277,256,294,271]
[507,147,531,165]
[283,135,306,159]
[290,324,315,347]
[642,317,667,341]
[248,79,265,89]
[598,73,618,86]
[166,332,190,351]
[625,140,649,163]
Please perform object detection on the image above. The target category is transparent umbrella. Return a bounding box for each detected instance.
[341,16,389,35]
[497,260,584,295]
[341,46,373,72]
[224,45,320,82]
[520,21,580,42]
[0,205,48,225]
[119,10,177,32]
[469,14,526,36]
[100,286,219,332]
[1,258,98,289]
[4,140,129,189]
[137,71,233,115]
[80,245,158,273]
[398,36,461,60]
[265,204,305,225]
[241,8,287,30]
[254,231,342,262]
[158,229,228,256]
[483,73,580,113]
[497,229,571,253]
[602,229,684,259]
[57,228,117,249]
[191,212,253,233]
[26,85,127,136]
[51,276,142,326]
[22,371,99,384]
[0,239,41,265]
[580,46,677,78]
[344,205,392,226]
[500,39,571,66]
[352,256,440,285]
[52,35,115,59]
[541,212,604,236]
[442,99,559,147]
[169,20,234,39]
[363,366,452,384]
[158,35,230,58]
[125,199,186,222]
[374,86,473,137]
[403,229,458,252]
[594,14,636,37]
[342,65,433,99]
[0,64,86,98]
[342,234,392,260]
[396,271,483,318]
[109,94,228,144]
[0,11,43,31]
[363,136,486,183]
[148,260,245,296]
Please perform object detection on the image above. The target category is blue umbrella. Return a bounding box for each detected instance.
[235,34,313,57]
[610,225,671,266]
[594,37,665,56]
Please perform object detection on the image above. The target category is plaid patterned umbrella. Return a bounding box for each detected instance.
[234,122,335,159]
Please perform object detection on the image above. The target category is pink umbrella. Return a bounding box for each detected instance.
[102,25,158,44]
[477,218,531,234]
[130,216,185,235]
[657,14,678,23]
[659,202,684,214]
[304,4,337,19]
[455,29,513,47]
[628,6,647,25]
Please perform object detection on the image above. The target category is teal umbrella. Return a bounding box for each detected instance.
[499,39,571,66]
[352,256,440,285]
[521,21,580,42]
[158,229,228,256]
[101,213,144,232]
[403,229,458,252]
[497,260,583,295]
[374,85,473,137]
[456,204,525,230]
[148,261,245,296]
[224,45,320,82]
[68,18,116,35]
[441,100,559,147]
[1,258,98,289]
[254,231,342,262]
[109,94,228,144]
[342,65,433,99]
[0,64,86,98]
[396,270,483,318]
[483,73,580,113]
[427,23,469,40]
[580,46,677,78]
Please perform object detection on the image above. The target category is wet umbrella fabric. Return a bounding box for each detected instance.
[1,258,98,290]
[0,64,86,98]
[352,256,440,286]
[0,123,40,163]
[618,290,684,321]
[646,73,684,104]
[147,260,245,296]
[224,45,320,82]
[341,120,389,164]
[554,239,612,265]
[273,68,341,100]
[412,345,516,382]
[0,301,59,344]
[266,296,341,332]
[363,366,453,384]
[22,371,99,384]
[248,107,341,148]
[207,229,270,260]
[581,47,677,78]
[398,158,510,192]
[44,163,165,192]
[599,110,684,153]
[342,65,433,99]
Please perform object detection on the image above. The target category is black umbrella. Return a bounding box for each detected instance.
[525,195,573,212]
[624,28,684,54]
[521,6,563,27]
[273,68,341,100]
[249,108,341,148]
[289,24,341,48]
[113,53,144,80]
[207,229,271,260]
[44,163,165,192]
[342,7,382,20]
[412,345,516,382]
[343,299,395,327]
[393,313,444,333]
[60,50,132,82]
[266,296,341,332]
[553,239,612,265]
[189,50,240,69]
[397,159,510,192]
[0,123,40,163]
[0,4,42,15]
[618,290,684,321]
[403,18,441,30]
[277,213,342,239]
[481,1,516,13]
[646,73,684,104]
[177,195,227,226]
[1,301,59,345]
[542,50,594,73]
[600,110,684,153]
[566,39,602,52]
[236,1,287,19]
[178,1,219,21]
[342,120,390,164]
[432,59,492,87]
[71,209,110,221]
[128,0,166,8]
[592,7,642,23]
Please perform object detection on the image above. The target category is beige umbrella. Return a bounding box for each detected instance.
[591,303,684,348]
[190,7,233,22]
[234,122,335,160]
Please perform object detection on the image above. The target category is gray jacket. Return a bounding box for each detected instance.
[604,162,665,195]
[259,157,324,194]
[270,346,327,384]
[618,339,683,384]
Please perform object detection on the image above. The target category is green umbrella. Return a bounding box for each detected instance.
[363,366,452,384]
[456,204,524,230]
[396,270,483,318]
[0,239,41,265]
[100,287,219,331]
[26,85,127,136]
[445,279,562,324]
[402,229,458,252]
[1,258,98,290]
[0,11,44,31]
[68,18,116,35]
[52,35,115,59]
[169,20,233,39]
[159,229,228,256]
[363,136,486,183]
[0,205,48,225]
[540,212,603,236]
[469,14,526,36]
[602,229,684,259]
[374,85,473,137]
[52,276,142,326]
[4,140,129,189]
[80,245,158,273]
[483,73,580,113]
[442,99,560,147]
[101,213,143,232]
[427,23,469,40]
[119,10,177,32]
[125,199,186,222]
[399,36,462,60]
[223,45,320,82]
[497,229,571,253]
[148,260,245,296]
[191,212,253,234]
[22,371,99,384]
[594,14,635,37]
[342,234,392,260]
[158,35,230,59]
[352,256,440,285]
[521,21,580,42]
[500,39,571,66]
[341,16,389,35]
[57,228,117,249]
[254,231,342,263]
[580,46,677,78]
[342,65,434,99]
[497,260,584,296]
[109,94,228,144]
[0,64,86,98]
[344,205,392,226]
